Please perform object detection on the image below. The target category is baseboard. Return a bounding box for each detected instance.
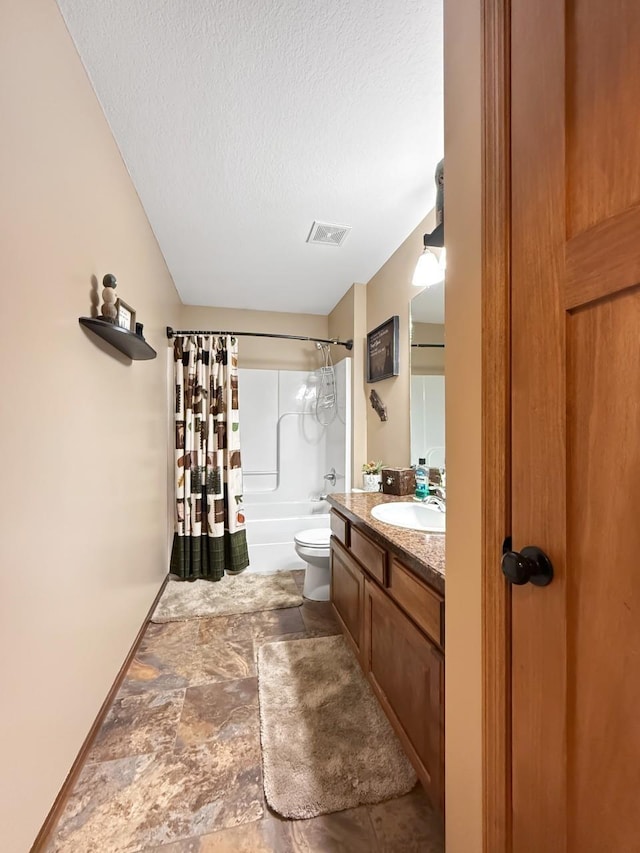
[30,574,170,852]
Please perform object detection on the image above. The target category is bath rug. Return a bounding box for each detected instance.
[257,634,417,819]
[152,572,302,622]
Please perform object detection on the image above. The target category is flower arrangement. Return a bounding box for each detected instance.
[362,460,383,475]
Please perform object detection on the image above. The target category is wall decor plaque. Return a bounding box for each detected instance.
[366,315,399,382]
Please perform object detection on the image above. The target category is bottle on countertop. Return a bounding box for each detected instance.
[414,458,428,501]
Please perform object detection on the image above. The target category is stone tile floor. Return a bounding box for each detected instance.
[47,571,444,852]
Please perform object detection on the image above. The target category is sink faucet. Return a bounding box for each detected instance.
[428,468,446,505]
[424,495,446,513]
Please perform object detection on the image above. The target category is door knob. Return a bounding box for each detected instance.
[501,546,553,587]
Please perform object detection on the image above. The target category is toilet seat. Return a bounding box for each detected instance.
[294,528,331,549]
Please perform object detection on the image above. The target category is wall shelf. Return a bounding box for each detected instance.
[79,317,157,360]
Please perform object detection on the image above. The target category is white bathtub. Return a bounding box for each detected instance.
[243,499,330,574]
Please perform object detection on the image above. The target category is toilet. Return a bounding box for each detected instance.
[293,527,331,601]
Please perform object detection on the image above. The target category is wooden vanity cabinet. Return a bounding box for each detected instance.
[330,538,364,662]
[329,508,445,813]
[364,577,444,812]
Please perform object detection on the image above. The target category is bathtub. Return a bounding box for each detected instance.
[243,499,330,574]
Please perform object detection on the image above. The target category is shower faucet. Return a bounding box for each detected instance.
[323,468,337,486]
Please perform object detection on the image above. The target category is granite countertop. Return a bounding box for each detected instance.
[327,492,445,595]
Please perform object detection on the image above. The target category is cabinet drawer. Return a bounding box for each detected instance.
[330,510,349,547]
[350,526,387,586]
[388,558,444,648]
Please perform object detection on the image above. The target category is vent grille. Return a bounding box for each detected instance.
[307,220,351,247]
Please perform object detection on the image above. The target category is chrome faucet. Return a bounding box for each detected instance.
[428,467,446,505]
[424,495,446,513]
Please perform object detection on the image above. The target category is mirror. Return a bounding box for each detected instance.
[410,281,445,470]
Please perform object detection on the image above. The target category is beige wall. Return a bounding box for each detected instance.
[179,305,328,372]
[443,0,483,846]
[0,1,181,849]
[411,322,445,375]
[365,214,435,468]
[328,284,368,484]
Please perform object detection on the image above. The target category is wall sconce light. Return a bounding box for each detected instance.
[412,159,445,288]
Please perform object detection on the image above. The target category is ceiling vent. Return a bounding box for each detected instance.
[306,221,351,247]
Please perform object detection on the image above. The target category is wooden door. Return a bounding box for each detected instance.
[363,578,444,811]
[510,1,640,850]
[330,540,364,661]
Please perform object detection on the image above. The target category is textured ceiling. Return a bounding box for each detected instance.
[57,0,443,314]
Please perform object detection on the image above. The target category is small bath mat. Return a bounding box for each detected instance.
[152,572,302,622]
[257,634,417,819]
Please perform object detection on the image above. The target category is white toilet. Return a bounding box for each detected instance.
[294,527,331,601]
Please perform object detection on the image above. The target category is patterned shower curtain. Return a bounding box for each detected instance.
[170,335,250,580]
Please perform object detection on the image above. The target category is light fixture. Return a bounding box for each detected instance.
[412,160,445,288]
[412,223,446,287]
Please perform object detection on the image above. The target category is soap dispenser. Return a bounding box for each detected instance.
[414,458,428,501]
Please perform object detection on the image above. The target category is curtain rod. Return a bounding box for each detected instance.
[166,326,353,350]
[411,343,445,348]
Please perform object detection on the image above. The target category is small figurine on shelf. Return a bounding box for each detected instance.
[99,273,118,323]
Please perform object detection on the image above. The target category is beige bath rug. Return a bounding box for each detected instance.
[152,572,302,622]
[257,634,417,819]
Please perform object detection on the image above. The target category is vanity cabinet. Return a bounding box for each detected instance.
[364,578,444,811]
[329,508,445,814]
[330,539,364,662]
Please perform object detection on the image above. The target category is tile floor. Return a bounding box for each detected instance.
[47,571,444,852]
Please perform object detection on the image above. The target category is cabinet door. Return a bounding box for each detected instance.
[330,540,364,662]
[364,577,444,812]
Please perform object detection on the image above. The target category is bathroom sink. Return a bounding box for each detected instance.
[370,501,445,533]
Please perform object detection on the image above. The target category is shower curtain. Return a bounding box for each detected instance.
[170,334,249,580]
